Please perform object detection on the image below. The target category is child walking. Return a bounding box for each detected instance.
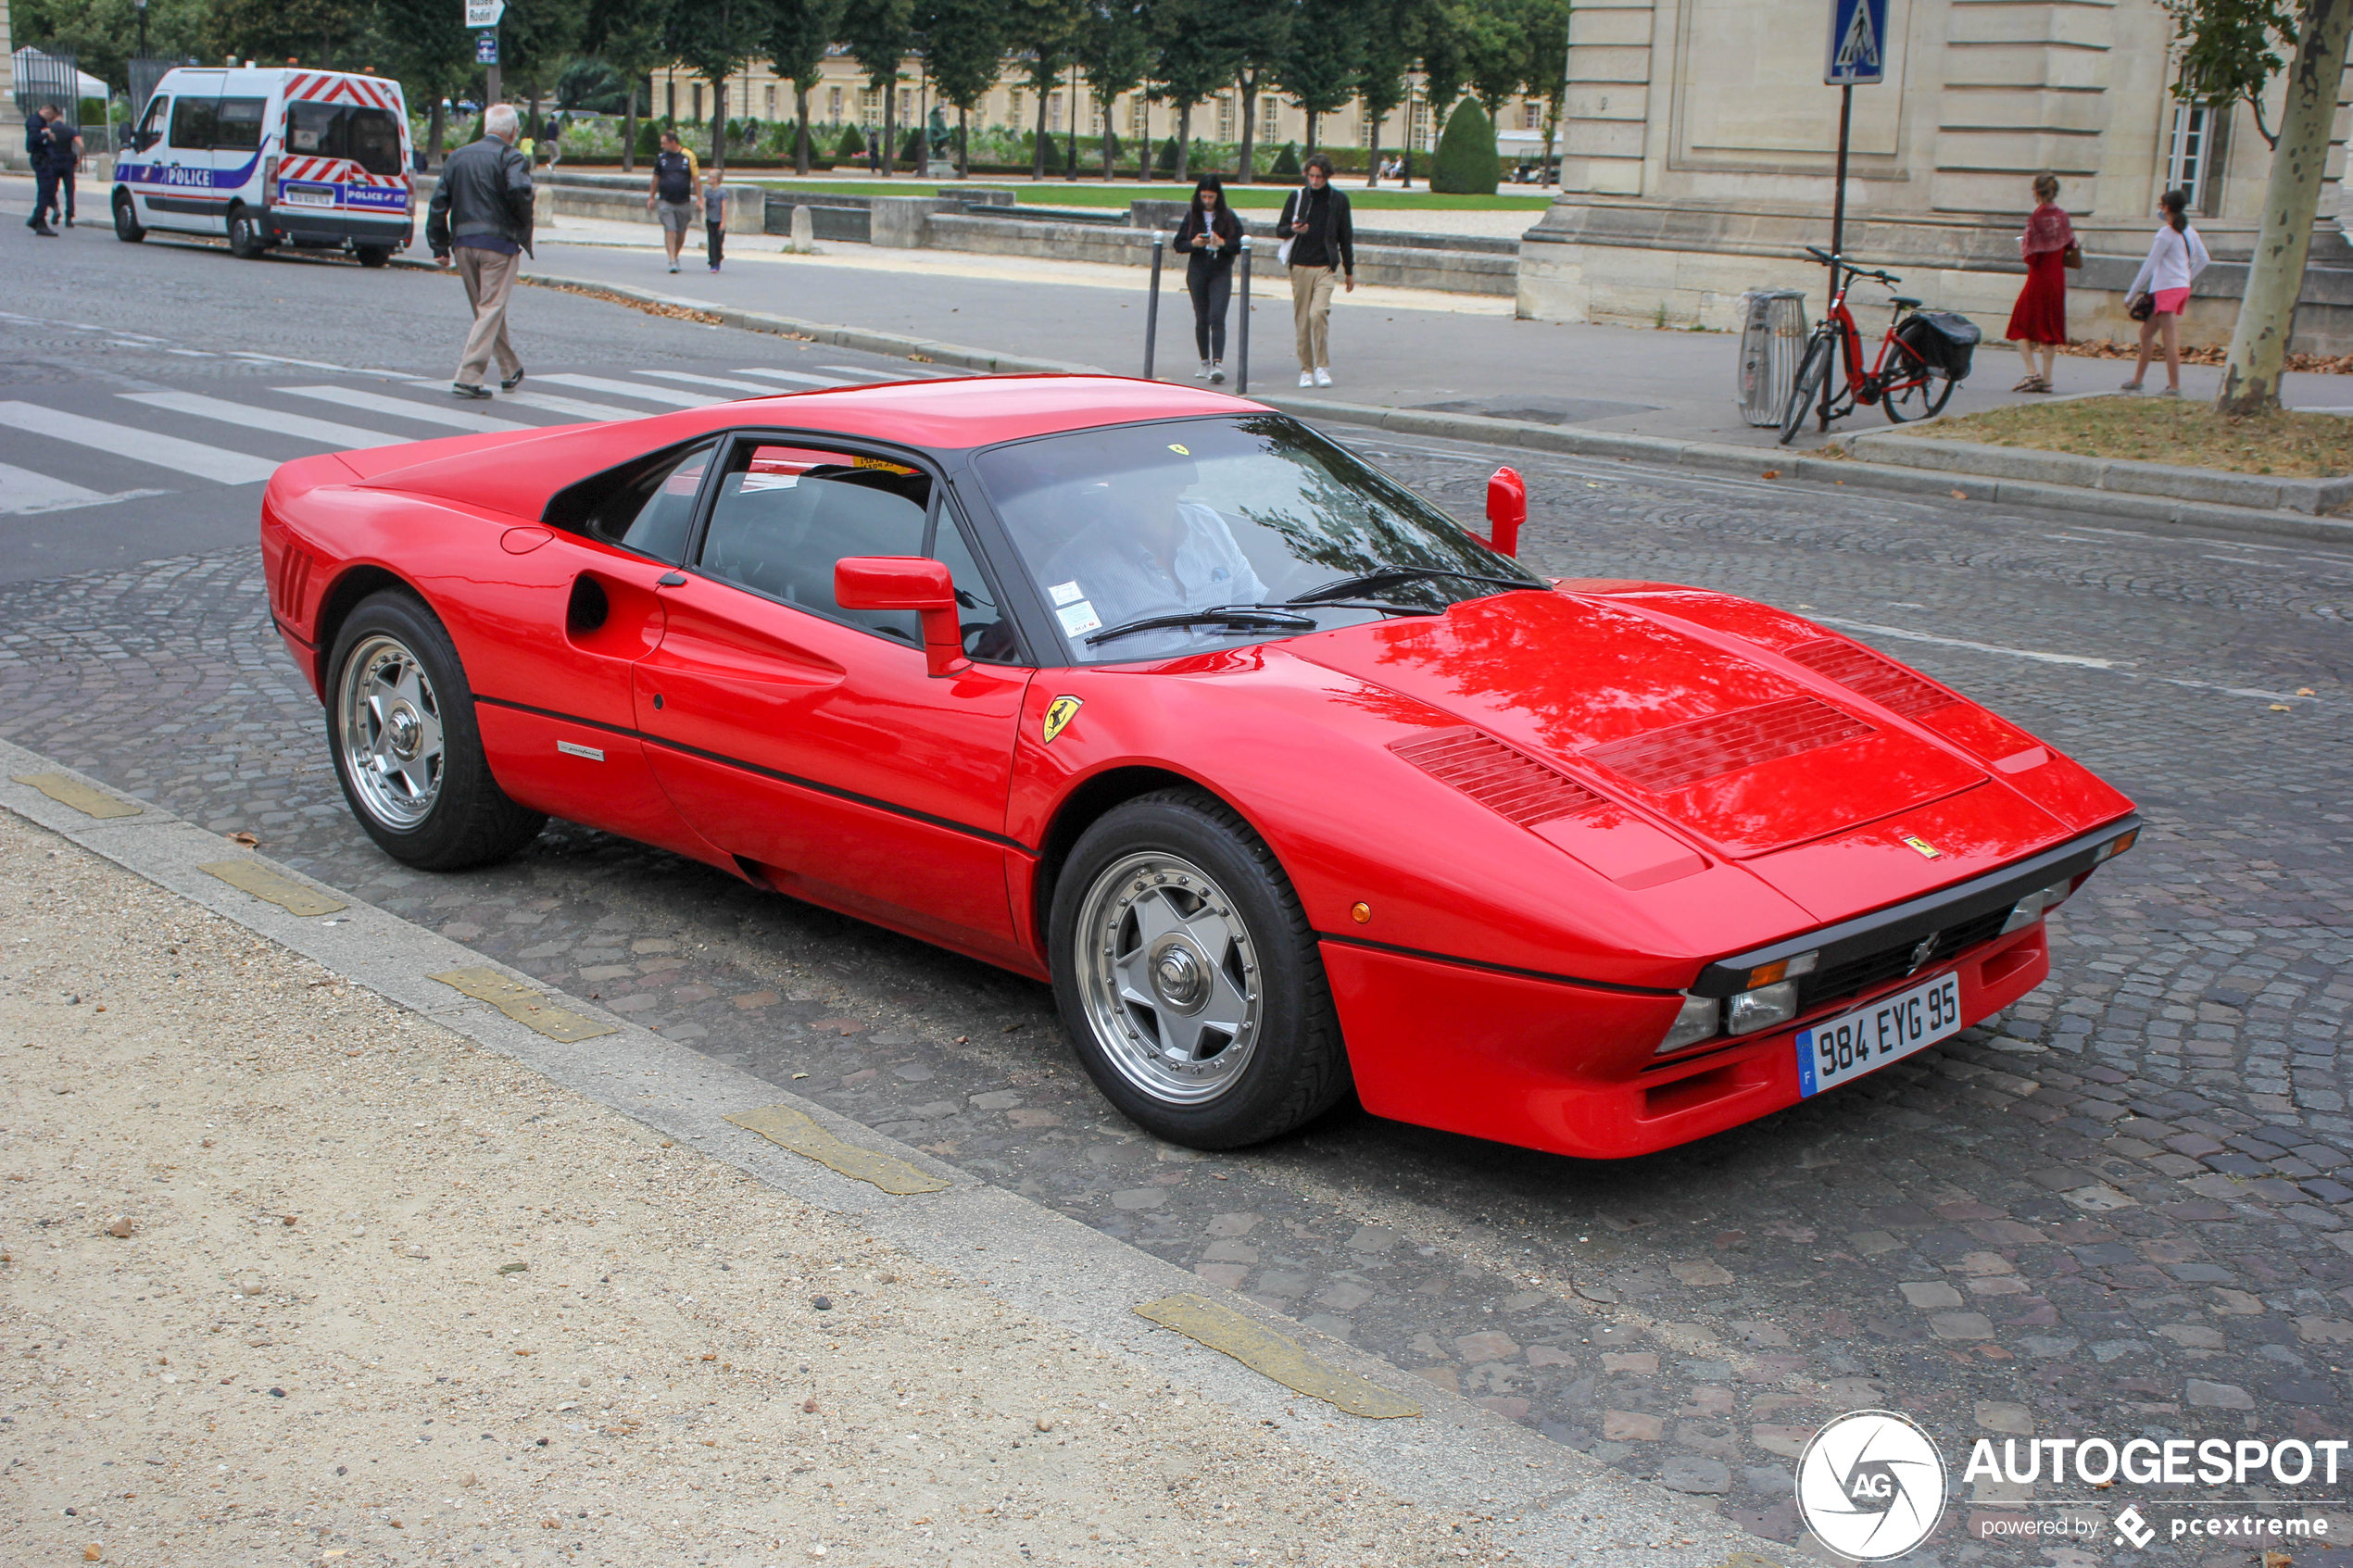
[702,169,728,274]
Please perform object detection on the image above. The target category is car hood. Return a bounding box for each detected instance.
[1291,589,1990,860]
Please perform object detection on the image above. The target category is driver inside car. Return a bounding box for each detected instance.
[1041,468,1267,632]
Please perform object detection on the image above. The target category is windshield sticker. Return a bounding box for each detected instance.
[1049,580,1086,607]
[1055,600,1103,637]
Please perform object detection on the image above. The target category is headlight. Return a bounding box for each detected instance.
[1655,993,1720,1055]
[2000,877,2076,934]
[1725,979,1800,1035]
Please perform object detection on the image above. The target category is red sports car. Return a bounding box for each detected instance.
[258,375,2138,1159]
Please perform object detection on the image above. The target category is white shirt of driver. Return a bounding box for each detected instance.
[1046,501,1269,635]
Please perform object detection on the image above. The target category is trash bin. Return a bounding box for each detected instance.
[1736,289,1810,427]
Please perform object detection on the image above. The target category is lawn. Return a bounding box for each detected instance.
[747,177,1555,211]
[1914,395,2353,477]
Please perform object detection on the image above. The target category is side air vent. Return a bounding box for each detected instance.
[1586,696,1871,793]
[1783,638,1960,719]
[277,546,313,613]
[1390,728,1604,828]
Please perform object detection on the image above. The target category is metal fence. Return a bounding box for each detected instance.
[11,47,81,119]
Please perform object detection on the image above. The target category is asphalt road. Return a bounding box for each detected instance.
[5,220,2352,1561]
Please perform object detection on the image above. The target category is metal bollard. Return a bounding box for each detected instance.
[1236,236,1252,395]
[1143,231,1165,379]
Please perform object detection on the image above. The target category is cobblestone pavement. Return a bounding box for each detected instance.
[4,269,2352,1562]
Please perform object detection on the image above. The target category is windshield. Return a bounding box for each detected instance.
[974,414,1540,663]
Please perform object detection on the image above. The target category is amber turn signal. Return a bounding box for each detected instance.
[2095,828,2138,862]
[1743,950,1818,990]
[1350,901,1372,924]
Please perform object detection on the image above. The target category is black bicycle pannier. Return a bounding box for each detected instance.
[1896,311,1982,381]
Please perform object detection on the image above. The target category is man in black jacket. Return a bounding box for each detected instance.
[24,107,64,236]
[1278,153,1355,388]
[426,104,535,400]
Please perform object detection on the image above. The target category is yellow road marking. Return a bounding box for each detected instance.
[12,772,144,819]
[725,1103,952,1195]
[430,966,617,1043]
[197,859,348,918]
[1133,1293,1422,1418]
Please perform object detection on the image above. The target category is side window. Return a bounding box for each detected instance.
[931,513,1021,663]
[287,100,343,156]
[168,96,218,151]
[547,439,717,560]
[696,442,931,644]
[215,97,267,151]
[135,96,170,152]
[346,107,404,175]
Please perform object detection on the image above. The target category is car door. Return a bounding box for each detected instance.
[152,82,222,232]
[122,93,173,225]
[632,433,1037,968]
[460,436,725,864]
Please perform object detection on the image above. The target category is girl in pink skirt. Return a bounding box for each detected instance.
[2121,189,2210,396]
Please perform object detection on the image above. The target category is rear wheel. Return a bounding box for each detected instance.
[1050,789,1349,1149]
[1779,332,1837,445]
[226,206,267,259]
[112,190,145,243]
[1881,342,1959,422]
[326,589,545,871]
[355,245,393,268]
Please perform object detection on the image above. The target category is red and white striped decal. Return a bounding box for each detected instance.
[283,72,403,114]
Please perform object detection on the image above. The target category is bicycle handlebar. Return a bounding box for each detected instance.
[1803,245,1900,287]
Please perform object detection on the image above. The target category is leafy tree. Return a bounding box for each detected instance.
[14,0,208,91]
[206,0,371,70]
[1008,0,1083,179]
[769,0,846,175]
[1428,94,1496,194]
[1522,0,1568,183]
[842,0,914,176]
[498,0,589,132]
[1076,0,1150,180]
[1269,0,1362,153]
[1416,0,1473,129]
[586,0,673,171]
[667,0,761,173]
[1150,0,1239,182]
[919,0,1005,178]
[1353,0,1415,184]
[2161,0,2295,145]
[373,0,480,163]
[1461,0,1528,117]
[1199,0,1289,182]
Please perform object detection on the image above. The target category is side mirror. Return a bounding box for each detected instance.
[835,556,970,678]
[1485,466,1526,558]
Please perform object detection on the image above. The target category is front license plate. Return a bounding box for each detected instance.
[1795,971,1964,1097]
[282,185,334,207]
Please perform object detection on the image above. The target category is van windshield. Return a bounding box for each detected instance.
[287,101,404,176]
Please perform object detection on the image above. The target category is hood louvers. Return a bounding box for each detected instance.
[1390,728,1604,828]
[1783,638,1960,720]
[1584,696,1872,794]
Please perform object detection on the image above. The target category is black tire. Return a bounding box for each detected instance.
[325,589,545,872]
[226,206,266,259]
[1881,342,1958,423]
[1049,788,1350,1149]
[1779,332,1837,445]
[355,245,393,268]
[112,190,145,243]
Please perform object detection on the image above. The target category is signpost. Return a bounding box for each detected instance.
[465,0,504,107]
[1819,0,1888,426]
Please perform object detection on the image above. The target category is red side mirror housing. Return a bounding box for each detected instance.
[1486,466,1527,558]
[834,556,970,678]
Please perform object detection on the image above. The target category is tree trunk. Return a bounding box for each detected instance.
[2218,0,2353,414]
[959,105,969,178]
[1176,102,1191,182]
[622,83,637,174]
[1101,99,1115,182]
[711,79,725,177]
[1034,83,1050,179]
[880,77,895,177]
[1305,108,1317,155]
[795,82,810,175]
[1238,76,1256,182]
[428,97,447,168]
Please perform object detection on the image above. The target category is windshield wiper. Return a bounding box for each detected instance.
[1083,607,1317,646]
[1287,566,1543,605]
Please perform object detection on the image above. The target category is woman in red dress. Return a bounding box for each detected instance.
[2007,173,2074,392]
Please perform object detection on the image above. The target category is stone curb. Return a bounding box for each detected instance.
[0,736,1788,1568]
[1848,423,2353,517]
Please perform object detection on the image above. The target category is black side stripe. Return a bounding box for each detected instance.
[1313,930,1683,997]
[474,694,1031,855]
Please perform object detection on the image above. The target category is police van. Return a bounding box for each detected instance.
[112,65,414,265]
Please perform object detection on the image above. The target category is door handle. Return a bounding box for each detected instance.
[657,571,687,586]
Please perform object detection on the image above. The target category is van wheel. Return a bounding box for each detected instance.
[355,245,393,268]
[112,191,145,243]
[226,207,266,259]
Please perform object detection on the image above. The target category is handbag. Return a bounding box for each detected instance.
[2062,239,2082,270]
[2128,293,2156,322]
[1277,236,1294,266]
[1277,193,1298,266]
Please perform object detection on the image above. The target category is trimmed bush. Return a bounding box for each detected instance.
[1269,140,1300,177]
[836,123,866,158]
[1429,98,1499,195]
[634,118,661,157]
[1155,135,1180,178]
[901,125,925,164]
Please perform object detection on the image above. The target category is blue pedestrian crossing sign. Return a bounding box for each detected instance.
[1826,0,1888,85]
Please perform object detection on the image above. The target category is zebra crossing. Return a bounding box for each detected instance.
[0,358,960,519]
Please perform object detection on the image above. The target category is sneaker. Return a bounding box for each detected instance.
[2118,380,2143,393]
[1194,360,1209,381]
[669,262,680,274]
[31,225,57,237]
[451,382,493,400]
[709,264,721,272]
[2155,385,2181,398]
[500,367,526,392]
[1299,370,1315,388]
[1314,367,1333,387]
[1209,363,1226,384]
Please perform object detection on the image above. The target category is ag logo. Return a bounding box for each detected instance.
[1040,695,1084,746]
[1795,1410,1947,1562]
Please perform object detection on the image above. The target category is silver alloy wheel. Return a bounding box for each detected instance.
[336,633,446,831]
[1074,851,1262,1106]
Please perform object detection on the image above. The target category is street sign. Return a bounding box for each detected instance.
[475,30,498,65]
[1826,0,1888,86]
[464,0,505,28]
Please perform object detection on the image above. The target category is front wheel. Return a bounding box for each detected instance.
[1881,345,1959,422]
[326,589,546,871]
[112,190,145,243]
[1779,332,1837,445]
[226,206,267,259]
[1050,789,1350,1149]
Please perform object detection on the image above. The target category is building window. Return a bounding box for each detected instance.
[2166,99,2228,214]
[1521,100,1540,131]
[1130,96,1149,139]
[829,86,843,122]
[1050,92,1063,132]
[859,87,878,127]
[1088,96,1102,137]
[1216,94,1233,142]
[1409,99,1430,151]
[900,87,912,122]
[1359,109,1374,147]
[765,84,777,118]
[1010,89,1024,128]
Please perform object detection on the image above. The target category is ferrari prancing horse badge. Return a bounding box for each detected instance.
[1041,695,1083,745]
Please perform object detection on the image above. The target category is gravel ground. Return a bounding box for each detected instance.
[0,809,1512,1568]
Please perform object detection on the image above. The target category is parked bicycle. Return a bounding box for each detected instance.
[1779,245,1981,445]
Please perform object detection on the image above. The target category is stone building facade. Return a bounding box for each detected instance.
[1520,0,2353,351]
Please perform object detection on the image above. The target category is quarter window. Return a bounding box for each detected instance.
[215,97,267,151]
[546,438,718,561]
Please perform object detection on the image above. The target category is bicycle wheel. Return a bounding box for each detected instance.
[1881,342,1958,423]
[1779,332,1838,445]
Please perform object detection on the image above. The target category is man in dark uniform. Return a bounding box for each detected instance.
[25,106,64,236]
[52,111,86,227]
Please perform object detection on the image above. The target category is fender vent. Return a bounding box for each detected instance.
[1586,696,1871,793]
[1390,728,1604,828]
[1783,638,1960,719]
[276,546,313,614]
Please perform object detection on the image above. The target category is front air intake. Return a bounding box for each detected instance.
[1390,727,1604,828]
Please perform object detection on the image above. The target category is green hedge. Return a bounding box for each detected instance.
[1429,99,1498,195]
